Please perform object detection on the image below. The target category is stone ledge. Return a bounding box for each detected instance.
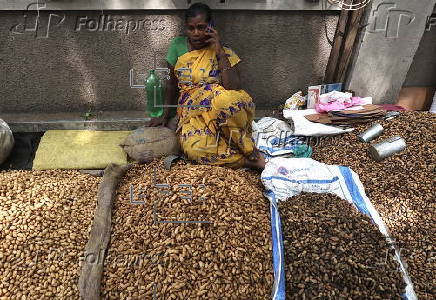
[2,111,151,132]
[1,109,278,132]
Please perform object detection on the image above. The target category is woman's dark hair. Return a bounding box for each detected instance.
[185,2,212,22]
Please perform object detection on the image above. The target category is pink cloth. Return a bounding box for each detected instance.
[378,104,406,111]
[316,96,366,113]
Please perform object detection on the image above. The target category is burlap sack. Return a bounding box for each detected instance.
[120,127,180,163]
[0,119,14,165]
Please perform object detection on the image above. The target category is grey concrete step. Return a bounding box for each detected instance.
[2,109,279,132]
[2,111,151,132]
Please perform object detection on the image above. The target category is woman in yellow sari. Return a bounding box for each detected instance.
[150,3,265,170]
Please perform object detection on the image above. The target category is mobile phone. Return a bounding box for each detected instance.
[206,20,214,32]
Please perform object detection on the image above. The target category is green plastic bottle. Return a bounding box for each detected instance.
[145,70,164,118]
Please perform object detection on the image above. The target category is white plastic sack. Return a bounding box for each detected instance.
[261,157,356,206]
[0,119,14,165]
[283,108,353,136]
[262,157,417,300]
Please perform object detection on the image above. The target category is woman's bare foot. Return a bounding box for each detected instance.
[243,154,266,171]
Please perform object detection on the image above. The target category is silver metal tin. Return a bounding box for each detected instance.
[383,111,400,121]
[368,136,406,161]
[358,123,384,143]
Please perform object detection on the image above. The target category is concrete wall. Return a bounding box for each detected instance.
[0,10,338,113]
[346,0,436,104]
[403,15,436,87]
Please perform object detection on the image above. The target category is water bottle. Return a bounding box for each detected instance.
[145,70,164,118]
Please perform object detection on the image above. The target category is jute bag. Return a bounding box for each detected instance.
[120,127,180,164]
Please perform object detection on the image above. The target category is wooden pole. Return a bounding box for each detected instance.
[325,8,350,83]
[324,0,366,84]
[337,7,365,83]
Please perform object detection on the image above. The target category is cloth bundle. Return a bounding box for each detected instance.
[252,117,311,158]
[315,91,372,113]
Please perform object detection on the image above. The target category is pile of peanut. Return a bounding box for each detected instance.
[0,169,100,299]
[101,160,273,299]
[312,112,435,298]
[280,193,405,299]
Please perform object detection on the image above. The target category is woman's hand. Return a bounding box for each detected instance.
[148,115,168,127]
[205,26,224,55]
[205,26,241,90]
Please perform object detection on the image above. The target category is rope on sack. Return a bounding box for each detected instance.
[164,154,188,170]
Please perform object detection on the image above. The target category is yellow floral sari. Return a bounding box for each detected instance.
[174,44,255,169]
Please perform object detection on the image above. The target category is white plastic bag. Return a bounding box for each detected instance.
[283,108,354,136]
[261,157,346,203]
[283,91,306,110]
[0,119,14,165]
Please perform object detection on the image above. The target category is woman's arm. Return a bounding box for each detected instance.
[216,50,241,90]
[149,63,178,126]
[205,26,241,90]
[164,63,179,117]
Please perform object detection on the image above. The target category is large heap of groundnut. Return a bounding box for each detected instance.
[280,193,405,299]
[101,160,273,299]
[311,112,435,298]
[0,170,100,299]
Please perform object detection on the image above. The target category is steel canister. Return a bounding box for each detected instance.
[368,136,406,161]
[358,123,384,142]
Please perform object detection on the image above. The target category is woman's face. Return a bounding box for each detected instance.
[186,14,209,49]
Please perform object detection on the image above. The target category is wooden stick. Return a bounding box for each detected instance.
[78,163,131,300]
[325,5,350,83]
[337,6,365,83]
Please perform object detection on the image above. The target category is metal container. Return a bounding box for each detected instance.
[358,123,384,142]
[368,136,406,161]
[383,111,400,121]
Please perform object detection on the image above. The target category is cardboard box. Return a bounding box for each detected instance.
[307,85,322,109]
[307,83,343,109]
